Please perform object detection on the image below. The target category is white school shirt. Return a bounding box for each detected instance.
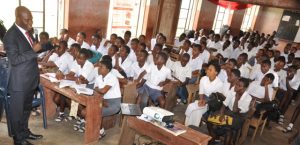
[207,41,222,50]
[218,69,228,83]
[174,39,184,49]
[279,72,300,91]
[94,72,121,99]
[130,62,149,80]
[248,81,273,101]
[90,44,98,51]
[117,56,133,77]
[243,47,257,59]
[81,41,91,49]
[250,69,279,88]
[97,39,109,55]
[199,49,210,64]
[199,76,223,97]
[128,49,137,62]
[111,55,116,67]
[145,63,172,90]
[217,47,232,58]
[189,54,203,72]
[70,60,95,82]
[229,47,243,59]
[238,64,251,78]
[223,91,252,113]
[54,52,74,74]
[295,50,300,57]
[171,61,192,82]
[150,38,156,50]
[281,52,289,62]
[67,37,76,48]
[221,82,234,97]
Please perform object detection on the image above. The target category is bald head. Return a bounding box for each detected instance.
[15,6,33,31]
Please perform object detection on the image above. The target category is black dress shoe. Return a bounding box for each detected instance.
[26,132,43,140]
[14,140,33,145]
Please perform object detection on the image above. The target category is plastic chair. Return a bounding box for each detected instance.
[32,85,47,129]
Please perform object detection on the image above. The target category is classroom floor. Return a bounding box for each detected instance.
[0,99,299,145]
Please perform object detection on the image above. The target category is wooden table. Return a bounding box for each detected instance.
[118,116,211,145]
[40,77,102,145]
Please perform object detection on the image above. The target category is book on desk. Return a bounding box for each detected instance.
[40,73,94,95]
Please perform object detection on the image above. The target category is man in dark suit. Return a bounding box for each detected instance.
[3,6,44,145]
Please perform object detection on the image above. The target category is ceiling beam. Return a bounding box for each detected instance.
[223,0,300,10]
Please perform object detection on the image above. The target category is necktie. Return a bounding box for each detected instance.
[25,31,34,46]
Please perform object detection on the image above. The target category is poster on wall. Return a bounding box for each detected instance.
[277,10,300,41]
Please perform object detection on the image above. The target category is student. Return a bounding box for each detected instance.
[189,44,204,84]
[218,59,238,83]
[115,36,125,50]
[208,78,251,145]
[107,44,119,67]
[137,42,147,52]
[250,59,279,88]
[136,52,172,110]
[277,65,300,124]
[174,33,186,49]
[115,45,133,78]
[59,28,75,48]
[229,40,242,60]
[185,61,223,126]
[273,56,286,84]
[179,39,192,57]
[199,41,211,64]
[157,35,167,49]
[150,33,164,50]
[86,48,102,64]
[281,43,291,61]
[217,40,231,60]
[243,41,257,59]
[65,49,95,84]
[37,32,50,59]
[128,38,139,62]
[207,34,222,51]
[90,34,101,51]
[221,69,241,97]
[124,30,132,47]
[248,73,275,103]
[76,32,90,49]
[130,50,149,81]
[102,33,117,50]
[147,43,163,64]
[170,53,192,104]
[236,53,251,78]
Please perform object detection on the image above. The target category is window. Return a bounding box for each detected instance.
[0,0,64,37]
[212,6,234,34]
[107,0,147,38]
[241,5,260,32]
[175,0,199,37]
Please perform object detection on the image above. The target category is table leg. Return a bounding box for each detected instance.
[118,116,136,145]
[43,87,57,118]
[84,96,101,145]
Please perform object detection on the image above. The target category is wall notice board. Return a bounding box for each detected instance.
[277,10,300,41]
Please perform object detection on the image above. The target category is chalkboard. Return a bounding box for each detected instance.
[277,10,300,41]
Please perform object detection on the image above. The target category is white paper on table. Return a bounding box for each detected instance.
[282,15,290,22]
[59,80,76,88]
[69,100,79,117]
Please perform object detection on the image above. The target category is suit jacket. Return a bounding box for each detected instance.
[3,24,39,92]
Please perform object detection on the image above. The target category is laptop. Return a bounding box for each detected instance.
[120,103,142,116]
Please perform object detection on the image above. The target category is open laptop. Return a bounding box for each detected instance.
[120,103,142,116]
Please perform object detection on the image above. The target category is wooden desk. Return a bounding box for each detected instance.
[118,116,211,145]
[40,77,102,145]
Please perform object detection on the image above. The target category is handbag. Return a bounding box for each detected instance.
[208,114,233,126]
[207,92,225,112]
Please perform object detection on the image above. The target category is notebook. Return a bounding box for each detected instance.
[120,103,142,116]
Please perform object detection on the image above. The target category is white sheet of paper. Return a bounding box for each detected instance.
[282,15,290,22]
[69,100,79,117]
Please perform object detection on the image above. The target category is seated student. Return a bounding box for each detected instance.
[222,69,241,97]
[185,61,223,126]
[236,53,251,78]
[150,33,164,50]
[107,44,119,67]
[115,36,125,50]
[138,35,150,51]
[78,60,121,138]
[136,52,172,110]
[250,59,279,88]
[281,43,291,61]
[216,40,231,60]
[65,49,95,84]
[174,33,187,49]
[169,53,191,104]
[137,42,147,52]
[37,32,50,59]
[124,30,132,47]
[286,53,295,68]
[229,40,242,60]
[130,50,149,81]
[277,65,300,125]
[147,43,163,64]
[189,44,204,84]
[39,41,73,72]
[90,34,101,51]
[114,45,133,78]
[273,56,286,82]
[128,38,139,62]
[179,39,192,57]
[248,73,274,103]
[157,35,167,49]
[266,49,275,69]
[207,78,251,145]
[199,41,211,64]
[218,59,238,83]
[59,28,76,48]
[101,33,117,53]
[207,34,222,51]
[243,41,257,59]
[76,32,90,49]
[85,48,102,64]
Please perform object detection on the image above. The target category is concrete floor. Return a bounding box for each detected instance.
[0,101,299,145]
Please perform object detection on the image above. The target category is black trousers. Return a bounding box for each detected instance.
[8,89,35,142]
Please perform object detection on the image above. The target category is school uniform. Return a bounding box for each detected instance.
[51,52,73,74]
[243,47,258,59]
[238,64,251,78]
[217,47,232,59]
[248,81,274,101]
[229,47,243,60]
[171,61,192,102]
[128,48,137,62]
[207,41,222,50]
[218,69,228,83]
[179,47,193,56]
[250,69,279,88]
[117,56,133,77]
[223,90,252,114]
[70,60,95,83]
[174,39,184,49]
[199,49,210,64]
[130,62,149,80]
[81,41,91,49]
[185,76,223,126]
[189,54,203,72]
[138,63,172,109]
[279,72,300,91]
[67,37,76,48]
[97,39,109,55]
[94,71,121,117]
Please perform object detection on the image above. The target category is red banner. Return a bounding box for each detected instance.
[208,0,252,10]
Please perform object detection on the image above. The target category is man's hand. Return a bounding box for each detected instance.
[32,43,42,52]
